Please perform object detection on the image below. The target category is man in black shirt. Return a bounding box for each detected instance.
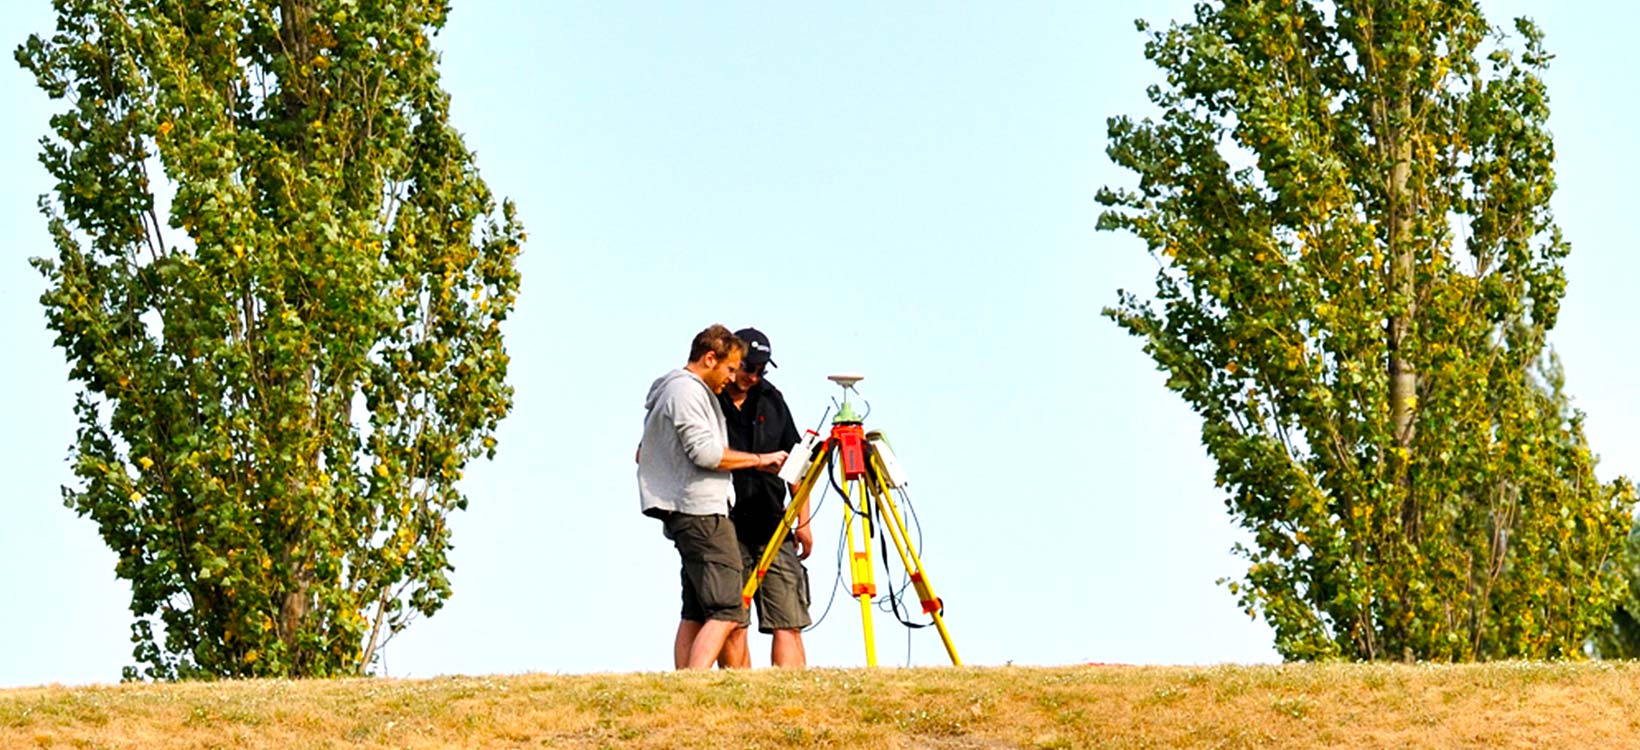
[718,328,813,668]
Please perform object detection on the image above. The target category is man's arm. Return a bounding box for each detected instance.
[669,385,727,469]
[792,489,813,559]
[718,448,785,472]
[669,384,785,472]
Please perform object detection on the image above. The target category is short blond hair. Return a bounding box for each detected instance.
[688,324,745,363]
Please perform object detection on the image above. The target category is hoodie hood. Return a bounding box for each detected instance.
[646,368,702,410]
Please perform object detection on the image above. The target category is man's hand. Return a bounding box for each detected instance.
[793,522,813,560]
[756,451,788,473]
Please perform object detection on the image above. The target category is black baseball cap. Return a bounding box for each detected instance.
[735,327,778,369]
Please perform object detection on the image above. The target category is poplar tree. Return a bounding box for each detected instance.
[1099,1,1634,660]
[18,0,523,678]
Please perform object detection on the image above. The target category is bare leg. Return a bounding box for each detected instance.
[685,619,740,669]
[771,629,806,668]
[673,620,702,669]
[719,626,751,669]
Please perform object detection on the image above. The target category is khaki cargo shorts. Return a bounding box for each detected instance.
[662,513,749,625]
[741,536,812,634]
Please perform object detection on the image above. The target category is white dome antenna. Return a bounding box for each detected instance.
[826,373,865,389]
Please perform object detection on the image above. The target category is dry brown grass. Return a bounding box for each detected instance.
[5,662,1640,749]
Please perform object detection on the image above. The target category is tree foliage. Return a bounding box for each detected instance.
[17,0,523,679]
[1591,523,1640,659]
[1098,0,1634,660]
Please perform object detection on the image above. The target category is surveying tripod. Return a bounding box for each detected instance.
[740,374,961,666]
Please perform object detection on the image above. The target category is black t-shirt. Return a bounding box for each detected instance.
[720,380,801,548]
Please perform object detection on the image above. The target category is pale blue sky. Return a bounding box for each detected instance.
[2,2,1635,686]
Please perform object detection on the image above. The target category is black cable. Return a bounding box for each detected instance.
[792,485,826,531]
[899,487,925,556]
[827,456,849,509]
[829,459,858,518]
[862,456,928,631]
[900,487,944,619]
[802,448,847,634]
[828,453,871,551]
[802,503,849,634]
[894,483,947,621]
[876,505,929,630]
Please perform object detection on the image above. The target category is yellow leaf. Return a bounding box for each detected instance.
[157,120,173,137]
[138,456,153,471]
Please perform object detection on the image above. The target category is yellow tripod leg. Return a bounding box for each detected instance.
[741,442,833,607]
[865,452,962,666]
[842,475,879,666]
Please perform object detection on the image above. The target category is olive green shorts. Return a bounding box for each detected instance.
[741,536,812,634]
[662,513,749,626]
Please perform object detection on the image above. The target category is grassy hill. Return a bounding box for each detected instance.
[5,663,1640,749]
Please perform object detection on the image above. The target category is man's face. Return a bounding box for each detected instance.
[728,360,765,396]
[702,350,742,394]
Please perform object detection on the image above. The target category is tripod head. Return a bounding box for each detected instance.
[827,373,866,423]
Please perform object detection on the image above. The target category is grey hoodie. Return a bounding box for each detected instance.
[637,368,735,517]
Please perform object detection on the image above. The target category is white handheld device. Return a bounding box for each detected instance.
[778,429,825,485]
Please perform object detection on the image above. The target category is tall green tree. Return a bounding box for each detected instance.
[1591,521,1640,659]
[1098,0,1633,660]
[17,0,523,679]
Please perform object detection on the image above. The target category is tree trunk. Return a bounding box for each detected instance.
[278,573,312,665]
[274,0,320,670]
[1386,98,1418,536]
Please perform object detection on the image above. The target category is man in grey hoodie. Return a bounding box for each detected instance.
[638,324,787,669]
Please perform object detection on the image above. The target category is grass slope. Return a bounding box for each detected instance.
[5,663,1640,749]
